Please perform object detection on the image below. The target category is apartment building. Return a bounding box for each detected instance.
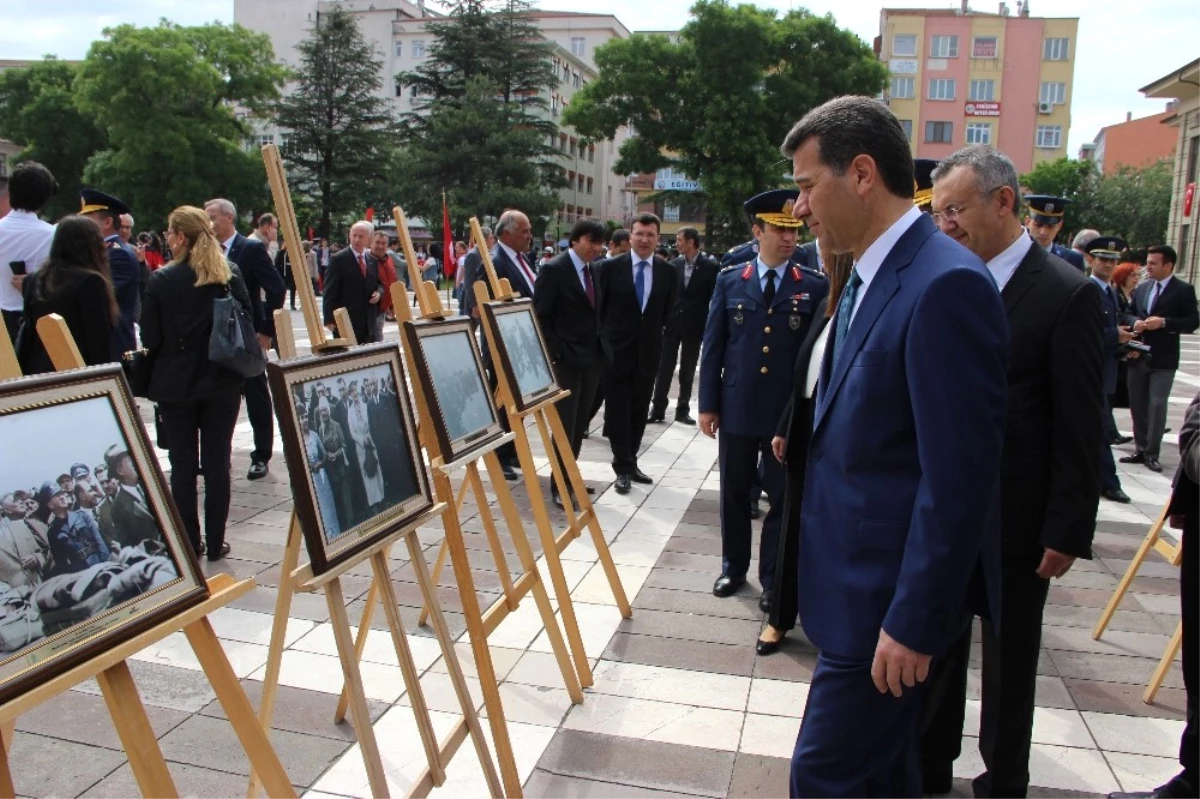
[1088,107,1179,175]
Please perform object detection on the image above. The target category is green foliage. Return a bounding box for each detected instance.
[1019,156,1098,234]
[0,58,107,221]
[563,0,886,248]
[393,0,564,225]
[273,6,400,238]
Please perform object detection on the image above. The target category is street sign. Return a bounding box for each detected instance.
[965,101,1001,117]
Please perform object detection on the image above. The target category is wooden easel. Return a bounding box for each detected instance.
[465,218,632,689]
[1092,501,1184,703]
[248,155,500,798]
[331,208,584,798]
[0,316,294,799]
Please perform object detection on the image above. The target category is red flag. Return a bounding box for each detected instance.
[365,207,375,222]
[442,191,455,279]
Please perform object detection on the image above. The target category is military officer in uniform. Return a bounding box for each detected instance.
[1024,194,1086,271]
[699,189,828,608]
[79,189,141,357]
[913,158,938,214]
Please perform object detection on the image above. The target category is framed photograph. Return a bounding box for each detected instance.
[0,366,207,704]
[267,343,433,574]
[480,299,565,413]
[401,317,505,462]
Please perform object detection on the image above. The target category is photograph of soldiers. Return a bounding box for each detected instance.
[421,329,498,442]
[495,308,556,399]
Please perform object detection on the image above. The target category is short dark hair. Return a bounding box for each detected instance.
[780,96,914,201]
[1148,244,1177,266]
[569,218,607,244]
[677,227,700,246]
[8,161,58,213]
[632,213,661,233]
[610,228,630,245]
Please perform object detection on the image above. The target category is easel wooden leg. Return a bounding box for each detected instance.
[0,720,12,755]
[96,661,179,798]
[184,618,296,799]
[416,476,471,627]
[467,463,519,611]
[1093,507,1168,640]
[1144,621,1184,704]
[334,554,386,724]
[0,738,13,799]
[325,577,392,798]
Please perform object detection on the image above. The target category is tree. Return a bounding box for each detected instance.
[69,21,285,231]
[0,58,107,220]
[1019,156,1098,235]
[563,0,887,249]
[393,0,565,225]
[274,6,400,238]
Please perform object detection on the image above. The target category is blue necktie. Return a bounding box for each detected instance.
[831,267,863,369]
[635,260,647,311]
[1105,285,1117,313]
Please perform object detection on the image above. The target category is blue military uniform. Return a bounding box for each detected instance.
[80,189,140,356]
[721,239,814,269]
[1024,194,1086,271]
[699,189,828,601]
[1085,235,1132,502]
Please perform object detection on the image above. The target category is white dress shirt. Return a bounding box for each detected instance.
[0,210,55,311]
[567,248,590,293]
[849,205,922,325]
[985,230,1034,293]
[804,323,832,399]
[499,241,537,294]
[1147,274,1174,314]
[221,233,237,254]
[630,251,655,312]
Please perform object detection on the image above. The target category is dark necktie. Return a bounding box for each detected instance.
[1105,285,1117,313]
[831,268,863,370]
[1150,281,1163,314]
[583,265,595,307]
[763,268,777,307]
[357,252,367,277]
[635,260,647,311]
[517,252,537,293]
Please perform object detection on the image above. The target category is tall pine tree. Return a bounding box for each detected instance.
[274,6,398,237]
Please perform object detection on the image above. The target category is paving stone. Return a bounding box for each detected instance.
[72,659,219,714]
[81,760,302,798]
[1063,678,1187,719]
[199,679,391,740]
[603,631,757,676]
[537,730,735,797]
[524,769,697,798]
[15,688,189,749]
[616,607,762,646]
[633,586,763,621]
[7,733,126,798]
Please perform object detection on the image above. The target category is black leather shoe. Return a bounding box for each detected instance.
[206,541,231,562]
[631,469,653,485]
[551,492,565,509]
[758,589,772,613]
[922,765,953,797]
[647,412,666,423]
[1111,435,1134,445]
[712,573,745,597]
[1120,452,1146,464]
[585,486,596,495]
[1146,456,1163,473]
[614,475,632,494]
[247,460,268,480]
[756,636,782,656]
[675,414,696,425]
[749,499,761,520]
[502,463,518,481]
[1102,487,1132,503]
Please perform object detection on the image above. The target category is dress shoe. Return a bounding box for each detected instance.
[614,474,632,494]
[1102,487,1132,503]
[1120,452,1146,464]
[758,589,772,613]
[675,414,696,425]
[586,486,596,495]
[247,460,268,480]
[206,541,231,562]
[921,765,953,797]
[1146,456,1163,473]
[646,412,666,423]
[501,463,518,481]
[749,498,761,519]
[712,573,745,597]
[631,469,653,485]
[551,492,565,510]
[1111,434,1134,445]
[756,636,782,656]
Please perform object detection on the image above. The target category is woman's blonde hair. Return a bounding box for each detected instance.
[167,205,232,287]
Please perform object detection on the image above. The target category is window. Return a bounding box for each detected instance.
[588,145,595,163]
[925,121,953,143]
[572,71,581,89]
[395,82,403,97]
[1036,125,1063,148]
[0,154,6,177]
[570,37,585,56]
[927,78,956,101]
[579,140,587,158]
[577,174,585,192]
[559,133,568,152]
[930,35,958,58]
[965,122,992,145]
[969,79,995,101]
[890,77,914,99]
[587,177,594,195]
[563,63,570,80]
[1039,81,1066,105]
[607,185,612,204]
[412,40,426,58]
[892,34,917,56]
[551,94,561,116]
[1043,37,1069,61]
[258,133,275,146]
[663,204,680,222]
[972,36,998,58]
[394,40,403,57]
[899,119,913,140]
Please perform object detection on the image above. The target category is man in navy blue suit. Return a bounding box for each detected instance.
[781,96,1008,797]
[1024,195,1085,271]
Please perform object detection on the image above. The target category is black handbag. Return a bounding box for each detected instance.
[209,284,266,379]
[120,348,155,398]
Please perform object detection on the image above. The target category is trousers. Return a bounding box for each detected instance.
[1127,362,1176,458]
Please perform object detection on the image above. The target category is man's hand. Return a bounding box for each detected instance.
[871,629,931,697]
[369,290,381,305]
[699,412,719,438]
[256,333,273,351]
[1118,325,1135,344]
[1035,547,1076,579]
[9,274,24,290]
[1133,317,1165,334]
[771,436,786,463]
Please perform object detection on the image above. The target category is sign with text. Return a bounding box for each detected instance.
[965,101,1001,117]
[654,168,700,192]
[889,58,918,74]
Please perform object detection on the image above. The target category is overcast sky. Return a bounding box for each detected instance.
[1,0,1195,156]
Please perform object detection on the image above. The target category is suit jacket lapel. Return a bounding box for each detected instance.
[1001,243,1045,317]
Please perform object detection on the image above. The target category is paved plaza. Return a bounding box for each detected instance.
[7,301,1197,798]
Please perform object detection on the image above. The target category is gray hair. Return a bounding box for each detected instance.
[931,146,1020,217]
[1072,229,1101,250]
[349,220,374,236]
[479,225,493,240]
[495,210,525,238]
[205,198,237,218]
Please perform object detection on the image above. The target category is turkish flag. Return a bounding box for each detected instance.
[365,207,375,222]
[442,192,454,279]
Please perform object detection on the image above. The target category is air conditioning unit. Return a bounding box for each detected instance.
[1038,102,1053,114]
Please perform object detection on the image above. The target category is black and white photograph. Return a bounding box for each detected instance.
[402,317,505,462]
[268,343,433,574]
[483,299,564,412]
[0,368,208,703]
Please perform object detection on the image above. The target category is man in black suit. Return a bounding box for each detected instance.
[595,212,676,494]
[205,198,286,480]
[921,145,1105,798]
[648,226,718,425]
[322,220,382,345]
[1120,244,1200,473]
[535,218,610,507]
[458,225,494,320]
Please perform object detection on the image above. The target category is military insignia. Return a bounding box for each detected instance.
[741,264,754,280]
[734,303,744,325]
[789,315,801,330]
[798,292,810,301]
[1046,202,1056,212]
[782,199,795,216]
[791,266,801,281]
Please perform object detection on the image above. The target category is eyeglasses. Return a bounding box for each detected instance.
[932,186,1003,225]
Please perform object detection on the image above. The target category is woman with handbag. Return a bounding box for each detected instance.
[140,206,254,561]
[16,216,118,375]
